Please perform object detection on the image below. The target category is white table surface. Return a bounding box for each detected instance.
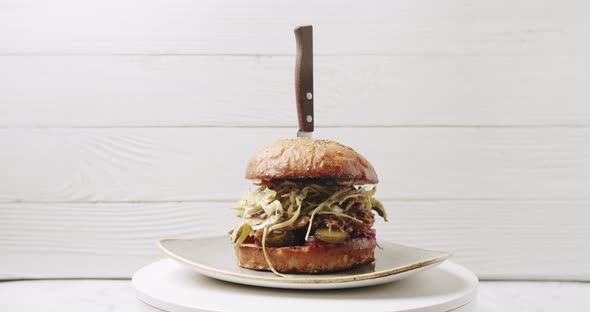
[0,279,588,312]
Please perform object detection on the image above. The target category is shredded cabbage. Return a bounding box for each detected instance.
[230,181,387,276]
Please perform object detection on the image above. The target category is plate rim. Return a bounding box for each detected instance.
[157,236,452,285]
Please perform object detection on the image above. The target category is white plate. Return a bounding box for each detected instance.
[157,236,451,289]
[133,259,479,312]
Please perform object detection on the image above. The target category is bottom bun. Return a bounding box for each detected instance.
[236,237,377,273]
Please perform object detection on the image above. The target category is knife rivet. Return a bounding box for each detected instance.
[306,92,313,100]
[306,115,313,123]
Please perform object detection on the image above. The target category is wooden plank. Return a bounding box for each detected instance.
[1,200,588,279]
[386,200,590,281]
[1,127,590,202]
[1,55,590,127]
[1,0,590,55]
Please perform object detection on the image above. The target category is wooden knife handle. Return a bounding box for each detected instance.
[294,25,314,133]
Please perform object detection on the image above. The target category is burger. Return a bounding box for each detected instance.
[229,137,387,275]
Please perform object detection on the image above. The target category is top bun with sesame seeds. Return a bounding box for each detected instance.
[245,137,378,185]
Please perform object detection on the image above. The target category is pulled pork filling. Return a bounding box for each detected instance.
[230,180,387,275]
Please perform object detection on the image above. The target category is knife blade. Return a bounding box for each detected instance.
[294,25,314,138]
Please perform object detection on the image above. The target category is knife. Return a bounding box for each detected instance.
[294,25,314,138]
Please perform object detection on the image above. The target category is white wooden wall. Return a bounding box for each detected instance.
[1,0,589,281]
